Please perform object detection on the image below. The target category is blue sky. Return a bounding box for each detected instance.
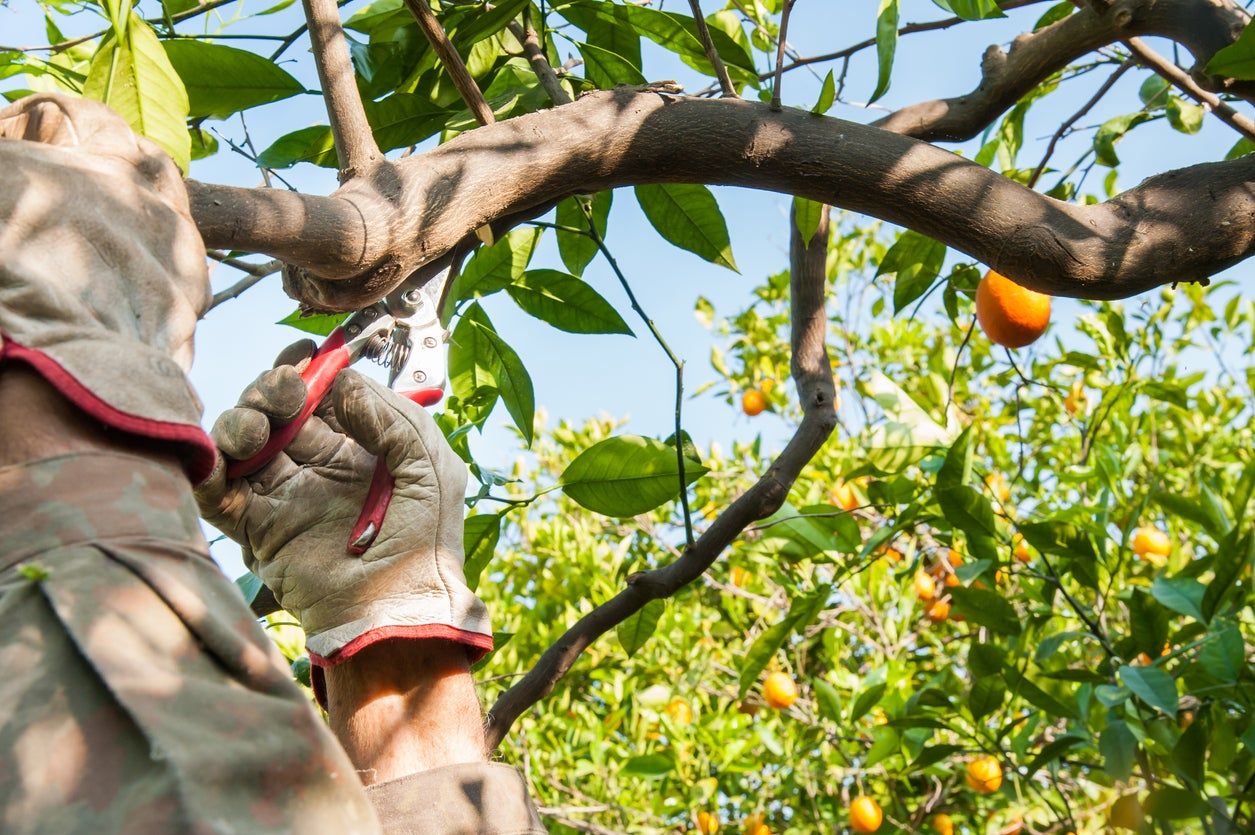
[3,0,1249,578]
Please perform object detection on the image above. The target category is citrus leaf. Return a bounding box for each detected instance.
[444,228,543,321]
[561,435,707,517]
[235,571,263,605]
[737,586,829,697]
[617,599,665,657]
[793,196,824,246]
[871,0,899,103]
[634,184,737,271]
[1204,19,1255,80]
[556,191,612,276]
[622,752,674,778]
[456,304,535,446]
[276,309,350,335]
[1119,664,1178,718]
[463,513,502,591]
[1099,720,1137,780]
[507,269,632,335]
[950,586,1021,635]
[162,40,303,119]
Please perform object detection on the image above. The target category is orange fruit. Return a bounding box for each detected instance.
[730,565,752,588]
[849,796,883,833]
[762,671,798,710]
[945,548,963,568]
[742,389,768,416]
[985,473,1011,503]
[927,598,951,623]
[1064,380,1088,415]
[1013,534,1031,563]
[877,545,903,564]
[966,755,1003,793]
[915,570,937,601]
[696,810,720,834]
[741,813,770,835]
[943,572,960,588]
[1109,793,1144,831]
[999,818,1024,835]
[667,697,693,725]
[1132,526,1171,560]
[1180,710,1195,728]
[975,270,1051,348]
[832,481,860,511]
[931,813,954,835]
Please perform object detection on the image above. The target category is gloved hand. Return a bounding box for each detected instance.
[195,342,492,681]
[0,93,214,480]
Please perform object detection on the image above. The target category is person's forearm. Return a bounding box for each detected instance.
[323,639,487,786]
[0,366,184,473]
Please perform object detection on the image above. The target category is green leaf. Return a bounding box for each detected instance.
[812,69,835,114]
[506,270,632,335]
[634,184,737,271]
[257,125,337,169]
[444,228,544,320]
[235,571,263,605]
[738,586,830,698]
[276,309,350,335]
[1025,733,1086,777]
[463,513,502,592]
[935,485,998,539]
[793,197,824,247]
[556,191,611,276]
[878,230,946,313]
[83,15,190,170]
[931,0,1005,20]
[1149,575,1206,622]
[1093,112,1152,167]
[1119,664,1178,718]
[1099,720,1137,780]
[1166,97,1204,134]
[622,752,674,778]
[452,304,535,445]
[812,679,842,723]
[950,587,1021,635]
[561,435,708,517]
[1003,667,1077,719]
[1198,622,1244,683]
[617,599,665,657]
[871,0,899,103]
[849,682,887,722]
[1144,786,1212,820]
[1204,19,1255,80]
[913,743,964,767]
[968,674,1005,721]
[576,40,646,88]
[162,40,303,119]
[1171,719,1206,787]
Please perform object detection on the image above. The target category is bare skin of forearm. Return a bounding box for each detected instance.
[324,638,487,785]
[0,366,183,474]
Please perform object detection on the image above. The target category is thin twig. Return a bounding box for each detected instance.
[302,0,380,178]
[484,201,837,751]
[1028,59,1134,188]
[508,12,571,106]
[687,0,737,97]
[577,200,694,547]
[1124,37,1255,142]
[770,0,796,111]
[404,0,495,126]
[207,252,284,310]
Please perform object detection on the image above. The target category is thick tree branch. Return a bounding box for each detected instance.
[302,0,379,178]
[873,0,1250,142]
[1124,36,1255,141]
[187,90,1255,310]
[404,0,495,126]
[483,205,836,751]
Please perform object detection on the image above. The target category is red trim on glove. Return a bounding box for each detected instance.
[308,626,494,708]
[0,337,217,485]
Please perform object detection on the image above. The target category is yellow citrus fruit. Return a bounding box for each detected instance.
[931,813,955,835]
[832,481,860,511]
[730,565,752,588]
[741,813,764,835]
[878,545,903,564]
[927,598,951,623]
[975,270,1052,348]
[946,548,963,567]
[985,473,1011,503]
[943,572,960,589]
[915,570,937,601]
[763,671,798,710]
[1064,380,1088,415]
[742,389,768,417]
[667,697,693,725]
[1109,793,1144,831]
[1013,534,1031,564]
[1132,526,1171,559]
[849,796,883,833]
[966,755,1003,793]
[696,810,720,834]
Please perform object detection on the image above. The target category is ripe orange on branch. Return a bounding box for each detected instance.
[975,270,1052,348]
[931,813,955,835]
[742,389,768,416]
[966,755,1003,793]
[762,671,798,709]
[1132,526,1171,560]
[695,810,720,834]
[849,796,883,833]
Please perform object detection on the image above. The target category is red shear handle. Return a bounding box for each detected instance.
[224,329,352,480]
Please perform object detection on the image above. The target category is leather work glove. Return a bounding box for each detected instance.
[0,93,214,480]
[195,343,492,684]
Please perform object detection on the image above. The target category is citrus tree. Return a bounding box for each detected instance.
[5,0,1255,832]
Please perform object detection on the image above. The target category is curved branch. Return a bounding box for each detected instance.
[188,89,1255,310]
[483,205,836,751]
[873,0,1250,141]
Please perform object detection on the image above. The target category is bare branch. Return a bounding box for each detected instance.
[508,16,572,106]
[187,89,1255,309]
[771,0,797,111]
[688,0,737,98]
[874,0,1249,141]
[403,0,495,126]
[1124,37,1255,142]
[206,253,284,310]
[483,204,836,751]
[1027,58,1134,188]
[302,0,380,178]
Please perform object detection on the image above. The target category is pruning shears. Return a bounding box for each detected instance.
[225,267,453,554]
